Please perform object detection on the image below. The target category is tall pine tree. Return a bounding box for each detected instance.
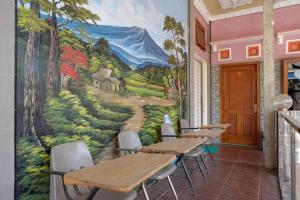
[42,0,100,97]
[18,0,49,139]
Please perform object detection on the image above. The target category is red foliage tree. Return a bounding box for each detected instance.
[73,50,88,68]
[59,45,89,82]
[60,63,79,80]
[60,45,74,64]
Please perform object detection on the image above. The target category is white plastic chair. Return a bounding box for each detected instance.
[180,119,218,167]
[161,123,207,183]
[118,131,178,200]
[49,141,137,200]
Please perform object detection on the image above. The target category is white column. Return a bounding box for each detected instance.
[0,0,15,199]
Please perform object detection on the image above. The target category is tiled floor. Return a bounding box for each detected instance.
[136,145,282,200]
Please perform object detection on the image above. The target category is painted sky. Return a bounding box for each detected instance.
[84,0,188,48]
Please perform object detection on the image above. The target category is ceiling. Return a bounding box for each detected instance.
[218,0,253,9]
[197,0,300,21]
[203,0,263,15]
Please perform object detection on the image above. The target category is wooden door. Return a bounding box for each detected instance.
[221,63,259,146]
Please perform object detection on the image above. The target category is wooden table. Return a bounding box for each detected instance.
[142,137,207,193]
[200,123,231,129]
[142,137,207,155]
[64,152,176,200]
[181,129,225,138]
[181,126,229,170]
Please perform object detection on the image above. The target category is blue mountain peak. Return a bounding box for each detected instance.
[55,17,169,69]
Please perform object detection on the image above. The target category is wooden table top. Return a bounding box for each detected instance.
[142,137,207,155]
[200,123,231,129]
[181,129,225,138]
[64,152,176,193]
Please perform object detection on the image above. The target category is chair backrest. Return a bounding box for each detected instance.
[118,130,142,156]
[50,141,94,200]
[161,123,176,142]
[180,119,190,134]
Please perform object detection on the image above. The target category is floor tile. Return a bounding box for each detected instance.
[136,145,282,200]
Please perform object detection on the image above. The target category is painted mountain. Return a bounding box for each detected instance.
[56,17,169,69]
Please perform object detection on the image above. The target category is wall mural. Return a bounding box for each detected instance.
[16,0,189,199]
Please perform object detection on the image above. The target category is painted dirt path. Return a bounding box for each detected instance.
[87,85,176,132]
[87,86,176,162]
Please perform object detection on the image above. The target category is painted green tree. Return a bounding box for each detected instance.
[163,16,187,118]
[59,28,85,51]
[95,37,110,57]
[41,0,100,97]
[17,0,100,138]
[18,0,49,139]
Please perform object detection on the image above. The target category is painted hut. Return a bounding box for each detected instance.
[91,68,120,91]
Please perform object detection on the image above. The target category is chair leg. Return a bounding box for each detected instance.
[85,188,99,200]
[195,157,207,183]
[181,159,195,193]
[200,154,208,174]
[142,183,150,200]
[205,144,216,167]
[167,176,178,200]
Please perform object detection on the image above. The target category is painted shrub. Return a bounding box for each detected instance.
[16,0,189,199]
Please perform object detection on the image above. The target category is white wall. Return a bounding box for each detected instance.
[0,0,15,199]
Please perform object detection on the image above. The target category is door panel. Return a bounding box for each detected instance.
[191,59,202,127]
[221,64,259,146]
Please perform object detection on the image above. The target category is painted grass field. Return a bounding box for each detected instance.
[125,73,165,97]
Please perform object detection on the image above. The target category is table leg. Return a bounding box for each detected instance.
[181,159,195,193]
[195,156,207,183]
[205,144,216,167]
[142,183,150,200]
[200,154,208,174]
[85,188,99,200]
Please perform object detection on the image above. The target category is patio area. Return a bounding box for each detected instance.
[136,145,281,200]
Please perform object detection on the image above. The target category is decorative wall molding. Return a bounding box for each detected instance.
[246,44,261,59]
[274,0,300,9]
[210,29,300,47]
[218,0,253,10]
[212,6,262,21]
[194,0,300,22]
[210,35,263,46]
[194,53,207,63]
[277,29,300,37]
[286,39,300,54]
[194,0,211,23]
[277,29,300,45]
[218,48,231,61]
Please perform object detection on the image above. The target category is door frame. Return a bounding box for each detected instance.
[281,57,300,94]
[194,53,210,125]
[220,62,260,147]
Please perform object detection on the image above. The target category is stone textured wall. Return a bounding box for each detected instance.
[210,60,281,133]
[210,64,220,124]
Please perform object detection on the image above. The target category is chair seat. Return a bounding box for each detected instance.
[150,164,176,180]
[205,137,220,144]
[185,147,204,157]
[79,189,137,200]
